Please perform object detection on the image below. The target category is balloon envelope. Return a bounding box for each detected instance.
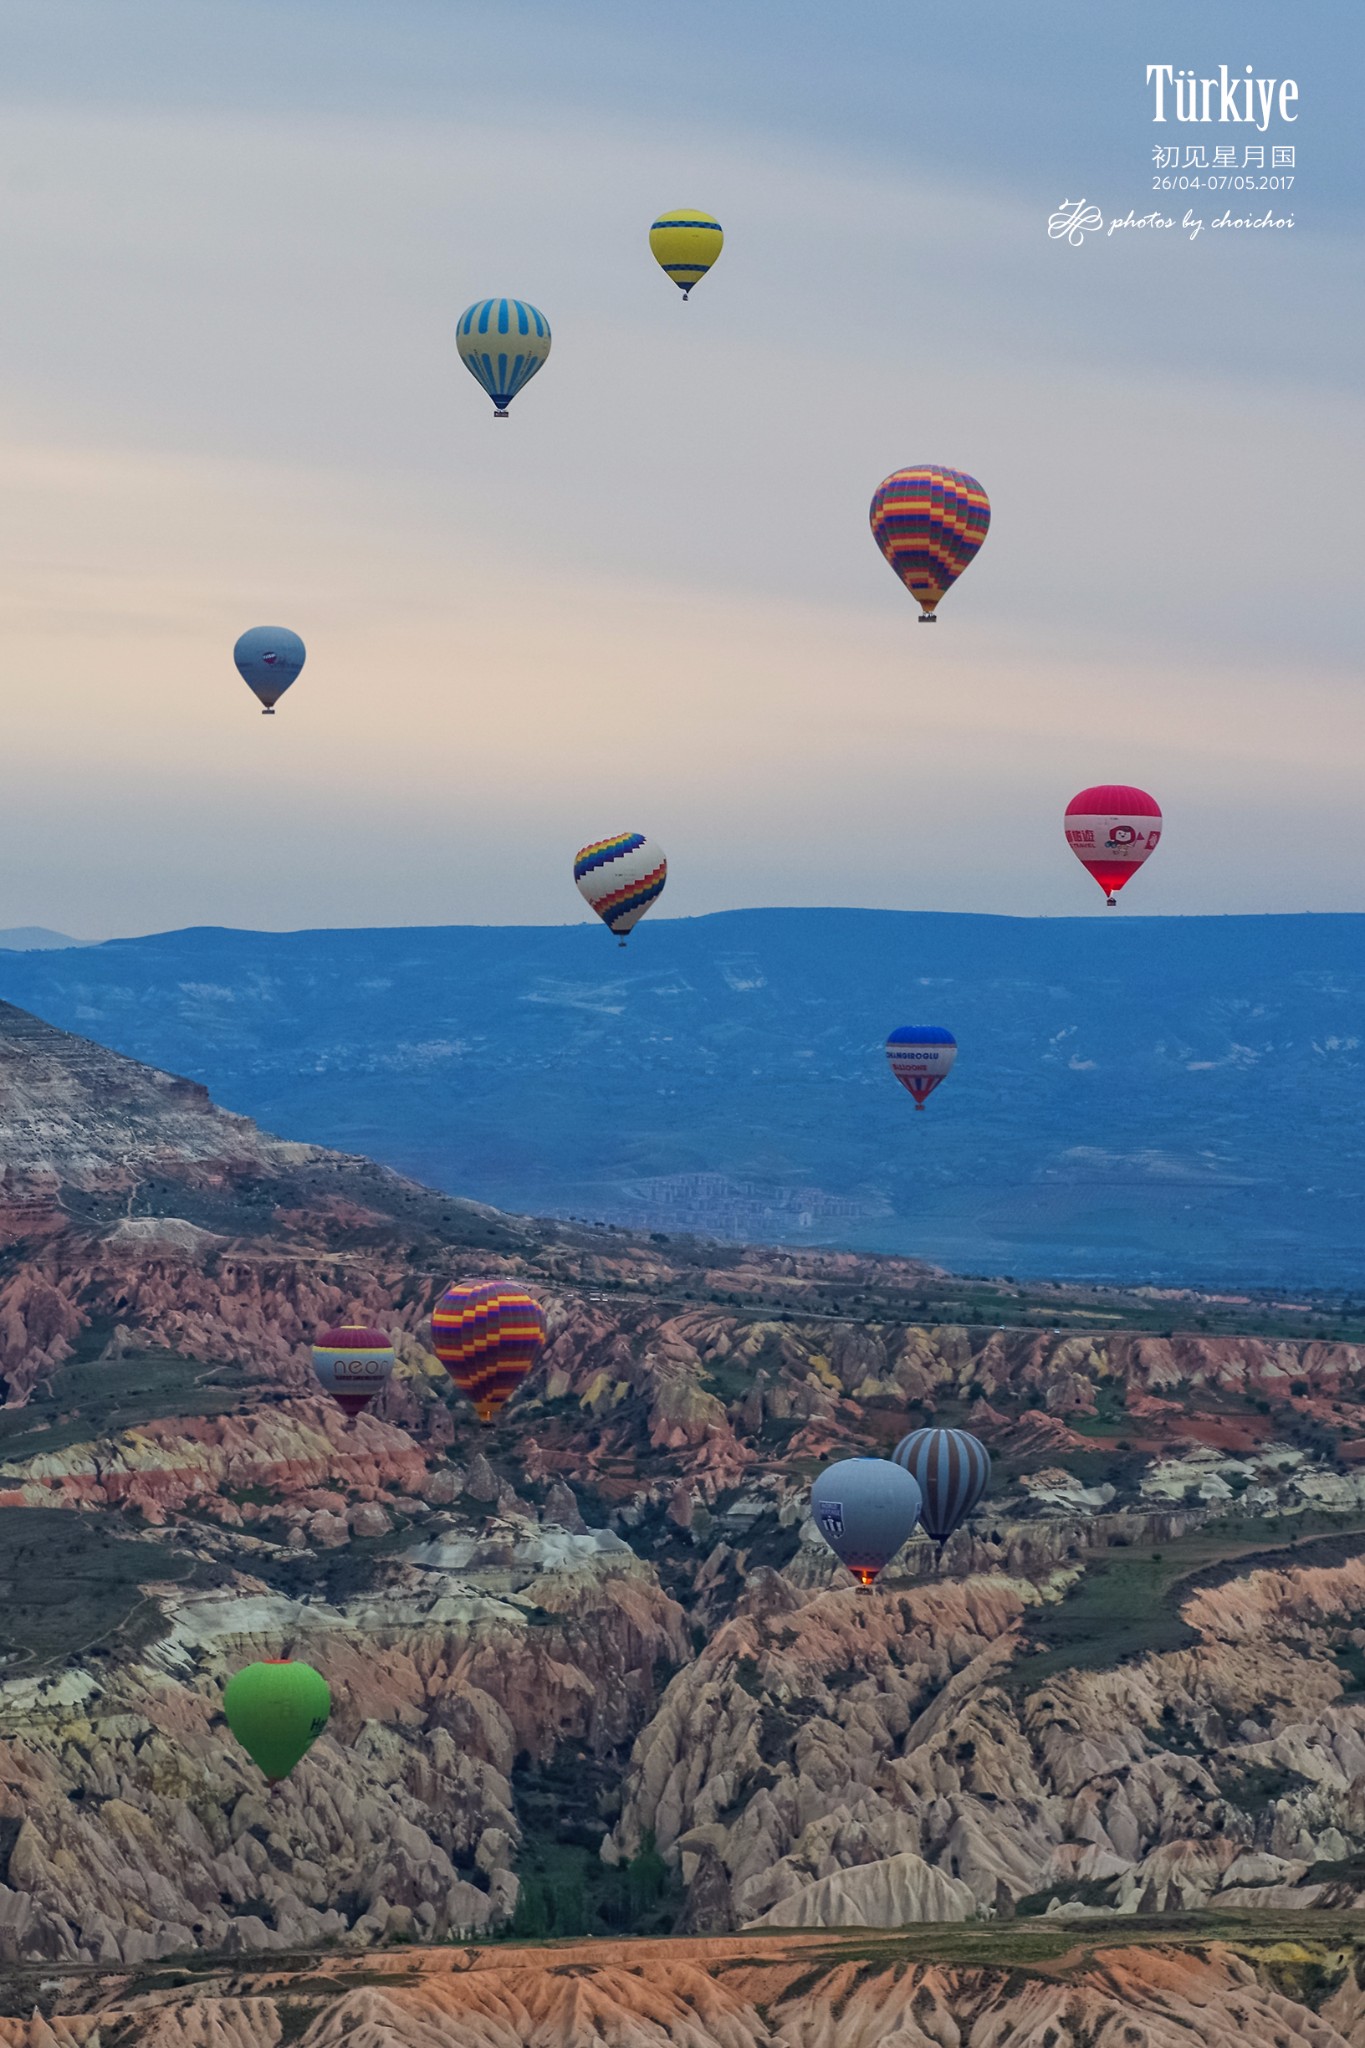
[1064,785,1162,904]
[892,1427,991,1544]
[456,298,551,415]
[886,1026,957,1110]
[810,1457,922,1586]
[869,466,990,619]
[233,626,306,712]
[649,208,723,297]
[431,1281,547,1422]
[574,833,667,940]
[311,1325,394,1417]
[224,1660,330,1783]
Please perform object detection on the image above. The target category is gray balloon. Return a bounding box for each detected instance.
[234,625,307,715]
[810,1457,923,1585]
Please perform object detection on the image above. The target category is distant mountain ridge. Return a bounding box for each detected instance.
[0,907,1360,1286]
[0,927,84,952]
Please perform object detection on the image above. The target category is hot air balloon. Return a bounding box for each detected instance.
[870,466,990,622]
[311,1325,394,1418]
[234,626,306,714]
[810,1457,923,1587]
[1064,785,1162,906]
[649,208,724,299]
[892,1427,991,1547]
[456,298,551,417]
[223,1660,330,1784]
[573,833,666,945]
[886,1026,957,1111]
[430,1281,547,1423]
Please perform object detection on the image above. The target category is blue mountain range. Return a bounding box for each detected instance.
[1,909,1360,1289]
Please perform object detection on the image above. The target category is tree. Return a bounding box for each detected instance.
[511,1877,550,1940]
[627,1832,669,1924]
[552,1880,588,1938]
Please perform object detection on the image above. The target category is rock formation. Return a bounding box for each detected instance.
[0,999,1363,1990]
[3,1929,1365,2042]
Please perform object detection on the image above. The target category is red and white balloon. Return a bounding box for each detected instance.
[311,1326,394,1417]
[1064,785,1162,906]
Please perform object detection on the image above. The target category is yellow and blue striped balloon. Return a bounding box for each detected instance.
[456,299,552,417]
[648,209,723,300]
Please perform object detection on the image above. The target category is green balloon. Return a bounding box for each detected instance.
[223,1660,331,1783]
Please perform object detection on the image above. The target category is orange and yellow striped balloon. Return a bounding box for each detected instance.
[430,1282,547,1423]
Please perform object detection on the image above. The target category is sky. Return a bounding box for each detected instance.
[0,0,1360,938]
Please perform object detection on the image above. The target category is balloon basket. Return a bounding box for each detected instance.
[1106,897,1117,908]
[918,615,938,625]
[262,708,275,716]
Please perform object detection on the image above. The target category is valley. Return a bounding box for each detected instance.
[8,1920,1365,2043]
[2,908,1363,1287]
[0,998,1364,2037]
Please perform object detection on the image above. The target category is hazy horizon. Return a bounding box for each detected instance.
[26,901,1365,951]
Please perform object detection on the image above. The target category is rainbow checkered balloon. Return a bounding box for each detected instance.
[430,1282,547,1423]
[573,832,667,942]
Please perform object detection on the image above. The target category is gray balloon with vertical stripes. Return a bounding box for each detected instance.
[891,1427,991,1544]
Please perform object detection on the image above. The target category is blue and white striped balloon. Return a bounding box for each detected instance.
[891,1427,990,1545]
[456,298,552,417]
